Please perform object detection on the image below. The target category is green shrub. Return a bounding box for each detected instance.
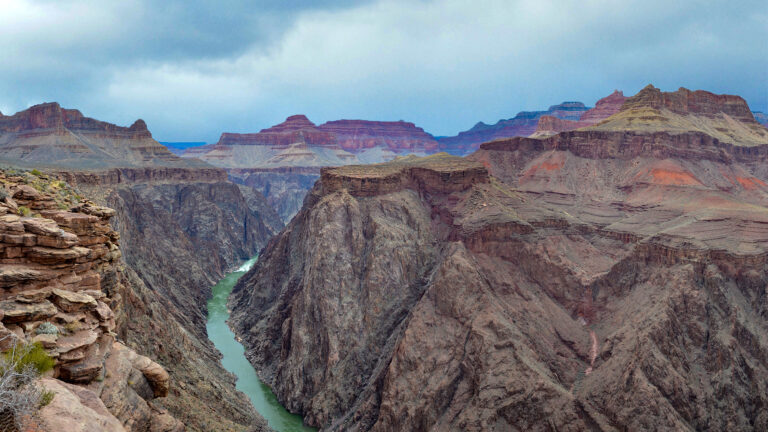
[3,342,54,375]
[30,169,42,177]
[39,390,55,407]
[17,206,30,217]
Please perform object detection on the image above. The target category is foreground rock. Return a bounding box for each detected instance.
[230,87,768,431]
[0,171,183,431]
[0,105,279,431]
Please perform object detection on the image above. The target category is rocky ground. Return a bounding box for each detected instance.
[230,88,768,431]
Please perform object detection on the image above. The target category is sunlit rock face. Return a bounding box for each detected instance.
[230,88,768,431]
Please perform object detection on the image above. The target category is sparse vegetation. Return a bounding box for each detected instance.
[0,339,56,430]
[17,206,30,217]
[29,169,42,177]
[34,323,58,336]
[63,321,81,334]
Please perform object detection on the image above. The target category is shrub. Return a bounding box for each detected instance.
[39,390,55,407]
[17,206,30,217]
[63,322,81,334]
[29,169,42,177]
[0,339,55,430]
[34,323,58,336]
[3,342,54,375]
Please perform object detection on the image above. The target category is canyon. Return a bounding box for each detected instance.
[0,104,281,431]
[229,86,768,431]
[2,84,767,431]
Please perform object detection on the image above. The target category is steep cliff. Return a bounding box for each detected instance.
[0,104,279,431]
[229,168,321,223]
[71,167,277,432]
[0,170,183,431]
[230,89,768,431]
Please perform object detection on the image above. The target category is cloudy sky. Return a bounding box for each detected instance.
[1,0,765,141]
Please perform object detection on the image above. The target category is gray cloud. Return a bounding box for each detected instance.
[0,0,765,141]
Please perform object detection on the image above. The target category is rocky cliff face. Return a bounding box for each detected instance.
[437,101,591,155]
[228,168,321,223]
[0,103,201,170]
[0,170,183,431]
[230,89,768,431]
[0,105,279,431]
[71,168,277,432]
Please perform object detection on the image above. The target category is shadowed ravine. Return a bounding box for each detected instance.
[206,257,315,432]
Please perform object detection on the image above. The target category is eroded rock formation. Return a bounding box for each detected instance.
[0,171,183,431]
[230,88,768,431]
[0,106,279,431]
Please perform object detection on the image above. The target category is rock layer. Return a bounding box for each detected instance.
[0,103,205,170]
[230,89,768,431]
[0,171,183,431]
[437,101,591,155]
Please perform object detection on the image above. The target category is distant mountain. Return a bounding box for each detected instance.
[753,111,768,127]
[437,101,591,155]
[184,114,439,221]
[160,141,207,155]
[0,102,206,169]
[185,114,438,168]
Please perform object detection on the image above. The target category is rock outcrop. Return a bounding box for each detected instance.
[230,87,768,431]
[579,90,627,123]
[586,85,768,146]
[0,171,183,431]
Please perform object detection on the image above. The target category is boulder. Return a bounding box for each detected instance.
[37,378,126,432]
[51,289,97,313]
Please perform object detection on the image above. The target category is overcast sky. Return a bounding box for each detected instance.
[1,0,765,141]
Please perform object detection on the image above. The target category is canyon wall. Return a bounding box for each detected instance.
[0,104,280,431]
[229,89,768,431]
[0,171,185,431]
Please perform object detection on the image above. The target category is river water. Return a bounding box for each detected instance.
[206,257,315,431]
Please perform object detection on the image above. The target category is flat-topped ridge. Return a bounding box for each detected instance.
[320,153,488,197]
[621,84,756,122]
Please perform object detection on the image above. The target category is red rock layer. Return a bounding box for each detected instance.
[579,90,627,123]
[0,102,151,138]
[318,119,438,153]
[532,90,627,136]
[217,115,337,148]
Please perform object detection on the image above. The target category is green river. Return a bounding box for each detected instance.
[206,257,315,431]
